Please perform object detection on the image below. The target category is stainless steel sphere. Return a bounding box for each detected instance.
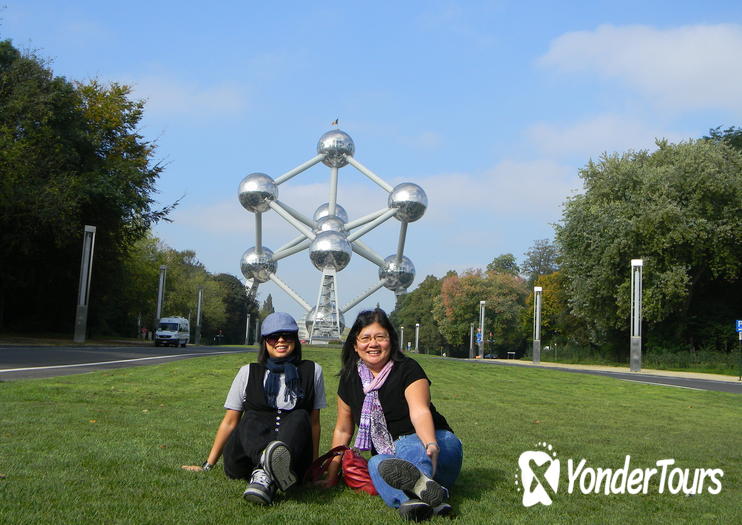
[240,247,276,283]
[388,182,428,222]
[305,306,345,333]
[317,130,355,168]
[379,255,415,291]
[314,215,346,235]
[309,231,352,271]
[238,172,278,213]
[313,203,349,223]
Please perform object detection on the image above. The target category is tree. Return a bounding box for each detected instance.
[432,269,528,356]
[522,271,587,347]
[214,273,258,344]
[555,138,742,353]
[704,126,742,152]
[522,239,559,286]
[390,275,446,354]
[486,253,520,275]
[0,40,173,333]
[260,294,275,320]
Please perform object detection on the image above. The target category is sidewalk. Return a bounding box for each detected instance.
[466,357,740,383]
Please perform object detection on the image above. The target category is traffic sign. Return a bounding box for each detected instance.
[737,320,742,332]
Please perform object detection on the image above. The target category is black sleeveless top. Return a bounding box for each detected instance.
[243,360,316,413]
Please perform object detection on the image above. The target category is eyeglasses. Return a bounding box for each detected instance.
[265,332,297,345]
[356,334,390,344]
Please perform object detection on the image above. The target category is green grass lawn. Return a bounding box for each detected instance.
[0,348,739,524]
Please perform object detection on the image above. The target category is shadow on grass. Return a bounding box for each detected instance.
[290,483,349,503]
[286,467,507,507]
[451,467,508,503]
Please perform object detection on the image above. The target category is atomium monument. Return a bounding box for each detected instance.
[238,129,427,342]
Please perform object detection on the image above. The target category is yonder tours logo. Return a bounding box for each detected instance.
[515,442,724,507]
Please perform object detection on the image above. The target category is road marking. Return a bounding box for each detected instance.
[0,351,239,373]
[619,379,705,391]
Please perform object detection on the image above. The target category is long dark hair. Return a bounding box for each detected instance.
[340,308,403,379]
[257,334,302,364]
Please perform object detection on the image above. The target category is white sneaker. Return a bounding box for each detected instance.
[243,468,275,505]
[261,441,296,491]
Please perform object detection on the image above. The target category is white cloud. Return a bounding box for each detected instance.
[420,159,578,224]
[131,73,249,119]
[539,24,742,113]
[526,114,690,160]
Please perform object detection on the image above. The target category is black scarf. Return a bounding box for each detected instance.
[265,355,304,408]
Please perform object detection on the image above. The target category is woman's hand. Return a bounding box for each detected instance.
[181,464,206,471]
[315,458,342,488]
[425,443,440,476]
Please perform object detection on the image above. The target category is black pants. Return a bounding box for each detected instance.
[223,408,312,481]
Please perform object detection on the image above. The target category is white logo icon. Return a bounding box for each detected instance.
[516,442,560,507]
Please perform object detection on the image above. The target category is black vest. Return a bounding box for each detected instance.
[244,360,316,413]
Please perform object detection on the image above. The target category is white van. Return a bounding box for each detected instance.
[154,317,190,347]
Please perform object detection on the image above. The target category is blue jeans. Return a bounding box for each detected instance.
[368,430,463,508]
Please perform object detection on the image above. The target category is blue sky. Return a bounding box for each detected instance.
[5,1,742,323]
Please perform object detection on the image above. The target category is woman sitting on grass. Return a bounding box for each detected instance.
[183,312,327,505]
[321,308,463,522]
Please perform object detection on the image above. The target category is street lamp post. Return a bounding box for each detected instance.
[469,323,474,359]
[195,286,203,345]
[400,326,405,352]
[479,301,486,358]
[415,323,420,353]
[245,313,251,345]
[630,259,643,372]
[73,225,97,343]
[155,265,167,328]
[533,286,542,364]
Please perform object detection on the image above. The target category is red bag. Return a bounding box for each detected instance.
[305,445,378,495]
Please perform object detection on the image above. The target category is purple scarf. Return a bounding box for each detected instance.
[354,360,395,454]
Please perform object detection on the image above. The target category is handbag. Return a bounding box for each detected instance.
[305,445,378,495]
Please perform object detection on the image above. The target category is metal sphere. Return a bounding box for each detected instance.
[379,255,415,291]
[313,203,349,223]
[314,215,347,235]
[317,130,355,168]
[309,231,352,272]
[388,182,428,222]
[238,172,278,213]
[240,247,276,283]
[305,306,345,333]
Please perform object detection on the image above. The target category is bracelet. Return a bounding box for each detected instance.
[201,461,214,471]
[424,442,439,450]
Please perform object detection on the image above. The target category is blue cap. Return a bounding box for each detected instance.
[261,312,299,337]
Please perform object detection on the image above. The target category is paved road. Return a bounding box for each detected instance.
[0,344,253,381]
[469,358,742,394]
[2,345,739,394]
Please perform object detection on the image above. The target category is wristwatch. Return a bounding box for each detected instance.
[201,461,214,471]
[424,442,439,450]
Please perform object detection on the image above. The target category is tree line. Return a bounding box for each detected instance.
[124,236,260,344]
[392,129,742,362]
[390,241,559,358]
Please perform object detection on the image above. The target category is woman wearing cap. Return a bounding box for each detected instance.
[183,312,327,505]
[322,308,463,522]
